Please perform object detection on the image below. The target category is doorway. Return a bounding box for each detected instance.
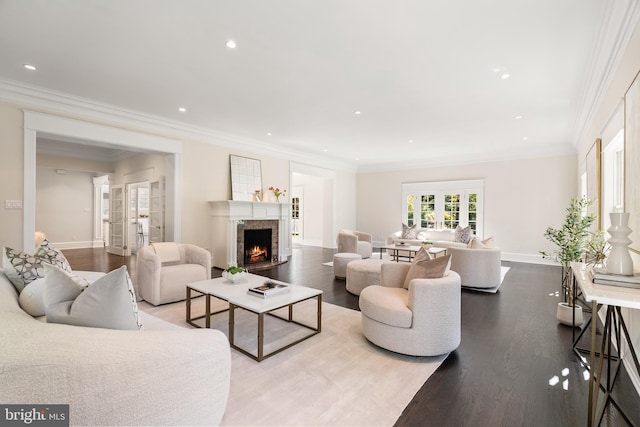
[128,181,149,254]
[23,111,182,252]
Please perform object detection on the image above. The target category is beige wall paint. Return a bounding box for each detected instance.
[356,155,578,262]
[0,103,25,249]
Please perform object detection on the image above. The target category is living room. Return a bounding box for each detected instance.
[2,1,640,426]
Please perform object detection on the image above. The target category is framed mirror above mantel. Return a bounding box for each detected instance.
[230,155,262,202]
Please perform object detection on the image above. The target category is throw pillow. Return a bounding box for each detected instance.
[19,271,90,317]
[469,236,495,249]
[3,239,72,293]
[403,248,451,289]
[401,223,419,239]
[454,225,473,244]
[44,265,142,330]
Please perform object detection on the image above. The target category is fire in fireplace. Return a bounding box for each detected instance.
[244,229,272,266]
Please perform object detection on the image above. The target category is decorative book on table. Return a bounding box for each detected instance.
[248,281,290,298]
[592,268,640,289]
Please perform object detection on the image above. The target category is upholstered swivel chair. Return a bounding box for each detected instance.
[136,242,212,306]
[359,263,461,356]
[337,230,373,259]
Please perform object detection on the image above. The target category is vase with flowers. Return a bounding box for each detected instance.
[268,186,286,202]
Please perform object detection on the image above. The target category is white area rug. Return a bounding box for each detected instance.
[140,298,445,426]
[461,266,511,293]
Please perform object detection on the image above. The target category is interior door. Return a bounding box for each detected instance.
[107,184,130,256]
[148,177,165,244]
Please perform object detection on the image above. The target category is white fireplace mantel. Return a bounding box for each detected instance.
[209,201,291,269]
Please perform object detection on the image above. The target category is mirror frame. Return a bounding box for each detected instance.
[230,155,262,201]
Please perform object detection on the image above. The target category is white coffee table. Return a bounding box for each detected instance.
[186,273,322,362]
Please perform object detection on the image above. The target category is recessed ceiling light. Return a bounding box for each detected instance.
[408,139,414,143]
[500,73,510,79]
[354,111,361,115]
[178,107,186,112]
[515,115,523,119]
[226,40,237,49]
[323,149,328,152]
[24,64,36,71]
[266,132,272,136]
[523,137,529,140]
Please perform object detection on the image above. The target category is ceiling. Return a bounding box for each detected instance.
[0,0,611,171]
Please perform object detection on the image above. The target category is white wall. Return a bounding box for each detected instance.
[575,15,640,393]
[356,154,578,262]
[36,153,114,248]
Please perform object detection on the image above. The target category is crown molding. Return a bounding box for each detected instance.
[356,142,577,173]
[0,77,357,173]
[572,0,640,148]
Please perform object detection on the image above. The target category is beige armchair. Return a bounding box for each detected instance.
[137,242,212,306]
[337,230,373,259]
[359,263,461,356]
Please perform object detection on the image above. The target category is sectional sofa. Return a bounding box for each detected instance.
[0,268,231,426]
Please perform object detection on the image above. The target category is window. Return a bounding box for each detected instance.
[291,197,300,220]
[402,180,484,236]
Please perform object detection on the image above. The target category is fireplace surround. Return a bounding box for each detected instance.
[209,201,290,270]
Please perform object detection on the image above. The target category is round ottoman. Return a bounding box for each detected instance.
[333,252,362,279]
[346,258,388,295]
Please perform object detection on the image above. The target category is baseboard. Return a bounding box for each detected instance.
[54,240,105,250]
[501,252,556,265]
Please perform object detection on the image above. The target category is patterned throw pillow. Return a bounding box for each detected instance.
[401,223,419,239]
[3,239,72,293]
[454,225,473,244]
[44,265,142,330]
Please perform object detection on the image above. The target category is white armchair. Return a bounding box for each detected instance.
[137,242,212,306]
[337,230,373,259]
[359,263,461,356]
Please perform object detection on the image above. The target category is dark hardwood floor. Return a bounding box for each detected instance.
[63,245,640,426]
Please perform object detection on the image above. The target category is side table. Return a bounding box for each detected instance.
[571,262,640,426]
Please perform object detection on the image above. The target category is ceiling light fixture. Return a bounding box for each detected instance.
[515,115,523,119]
[226,40,237,49]
[323,149,328,152]
[354,111,361,115]
[178,107,186,112]
[266,132,272,136]
[523,137,529,140]
[500,73,510,79]
[408,139,414,143]
[24,64,36,71]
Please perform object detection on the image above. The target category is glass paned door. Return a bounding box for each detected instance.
[107,184,130,256]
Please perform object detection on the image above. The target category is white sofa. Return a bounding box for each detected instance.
[445,246,502,289]
[386,228,468,249]
[0,268,231,426]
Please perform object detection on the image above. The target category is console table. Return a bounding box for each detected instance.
[570,262,640,426]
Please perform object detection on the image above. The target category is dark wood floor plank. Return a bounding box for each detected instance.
[63,247,639,426]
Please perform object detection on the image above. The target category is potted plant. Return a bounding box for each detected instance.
[222,265,247,283]
[541,196,596,326]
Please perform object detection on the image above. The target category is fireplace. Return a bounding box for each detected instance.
[244,229,272,266]
[236,219,281,270]
[209,200,290,270]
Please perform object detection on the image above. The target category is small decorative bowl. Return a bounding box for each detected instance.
[222,270,247,283]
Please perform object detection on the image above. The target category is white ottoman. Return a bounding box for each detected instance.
[346,258,388,295]
[333,252,362,279]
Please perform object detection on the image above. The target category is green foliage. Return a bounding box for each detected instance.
[541,196,596,305]
[541,196,596,268]
[225,266,246,274]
